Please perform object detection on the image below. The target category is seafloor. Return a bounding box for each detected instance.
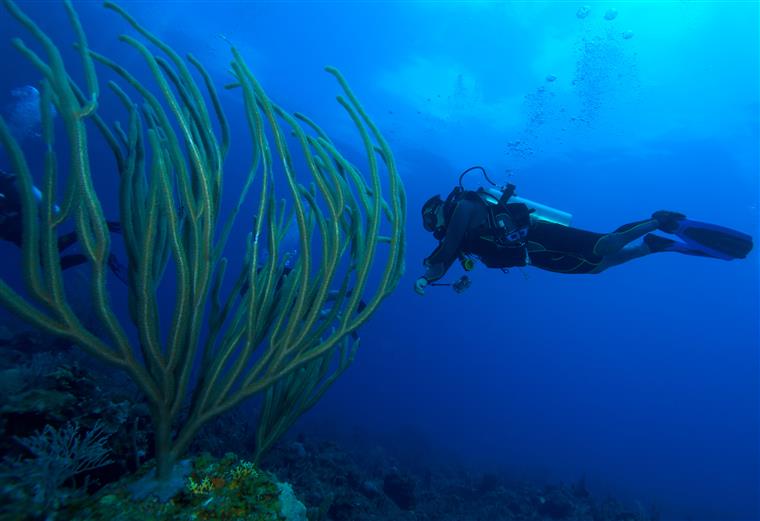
[0,324,657,521]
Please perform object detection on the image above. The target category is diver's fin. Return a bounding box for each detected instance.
[671,219,754,260]
[652,210,686,233]
[644,234,711,257]
[644,233,712,257]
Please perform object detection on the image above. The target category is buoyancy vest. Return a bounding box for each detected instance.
[441,186,533,248]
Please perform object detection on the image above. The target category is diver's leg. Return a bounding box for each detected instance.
[57,221,120,252]
[591,242,651,273]
[59,253,128,285]
[57,230,79,252]
[107,253,128,284]
[59,253,87,270]
[593,219,659,256]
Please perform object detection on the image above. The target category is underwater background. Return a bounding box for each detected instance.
[0,1,757,520]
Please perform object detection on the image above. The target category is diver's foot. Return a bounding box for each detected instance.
[652,210,686,233]
[107,221,122,234]
[644,233,676,253]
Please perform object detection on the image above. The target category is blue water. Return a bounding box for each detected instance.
[1,2,757,520]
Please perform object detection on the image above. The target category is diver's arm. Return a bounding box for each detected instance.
[420,199,476,283]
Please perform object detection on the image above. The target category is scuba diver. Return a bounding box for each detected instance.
[0,169,127,283]
[414,166,754,295]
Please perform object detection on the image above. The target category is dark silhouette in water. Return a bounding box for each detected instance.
[0,169,127,283]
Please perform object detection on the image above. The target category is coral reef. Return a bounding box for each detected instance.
[64,452,305,521]
[0,334,661,520]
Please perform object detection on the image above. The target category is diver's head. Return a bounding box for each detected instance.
[422,194,444,234]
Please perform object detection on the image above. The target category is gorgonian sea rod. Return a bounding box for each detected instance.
[0,0,405,485]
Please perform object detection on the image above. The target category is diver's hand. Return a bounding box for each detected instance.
[414,277,428,296]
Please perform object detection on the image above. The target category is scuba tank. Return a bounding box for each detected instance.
[459,165,572,227]
[511,195,572,226]
[480,187,572,227]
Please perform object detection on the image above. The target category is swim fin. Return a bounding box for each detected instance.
[670,218,754,260]
[643,233,708,257]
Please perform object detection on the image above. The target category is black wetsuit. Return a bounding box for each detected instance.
[0,169,126,281]
[422,191,616,280]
